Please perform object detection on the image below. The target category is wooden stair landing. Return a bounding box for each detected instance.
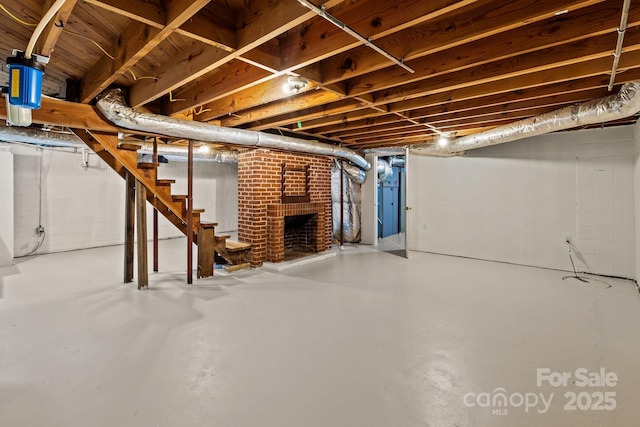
[214,234,251,271]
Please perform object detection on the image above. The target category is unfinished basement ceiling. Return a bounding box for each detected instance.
[1,0,640,150]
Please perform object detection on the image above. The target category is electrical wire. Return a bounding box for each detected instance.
[169,91,185,102]
[0,3,36,26]
[0,2,115,60]
[128,69,158,81]
[24,148,50,256]
[64,30,115,59]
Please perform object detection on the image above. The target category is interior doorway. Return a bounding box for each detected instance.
[376,155,406,256]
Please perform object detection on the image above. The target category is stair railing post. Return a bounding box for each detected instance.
[136,179,149,289]
[124,171,135,283]
[153,137,159,272]
[187,140,194,284]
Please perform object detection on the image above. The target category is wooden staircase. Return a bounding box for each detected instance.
[72,129,251,277]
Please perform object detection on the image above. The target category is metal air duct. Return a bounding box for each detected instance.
[332,160,361,243]
[0,126,238,162]
[412,81,640,156]
[96,89,371,170]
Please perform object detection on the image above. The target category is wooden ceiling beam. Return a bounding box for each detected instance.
[291,65,640,137]
[0,96,118,132]
[374,34,640,106]
[387,54,640,114]
[246,100,366,131]
[84,0,165,28]
[319,0,603,85]
[330,87,608,138]
[174,11,236,52]
[420,89,609,125]
[347,2,638,97]
[406,81,616,119]
[289,109,389,132]
[241,40,637,134]
[278,0,479,71]
[166,61,273,115]
[339,123,426,140]
[128,0,346,108]
[219,90,344,127]
[165,0,476,117]
[323,116,405,137]
[184,0,477,120]
[198,75,311,120]
[79,0,211,102]
[87,0,237,51]
[36,0,78,57]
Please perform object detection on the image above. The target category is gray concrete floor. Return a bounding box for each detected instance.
[1,237,639,427]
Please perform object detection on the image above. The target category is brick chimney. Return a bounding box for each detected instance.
[237,149,332,266]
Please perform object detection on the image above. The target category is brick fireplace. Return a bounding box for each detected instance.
[238,149,332,266]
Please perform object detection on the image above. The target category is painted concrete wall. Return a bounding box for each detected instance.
[0,147,13,266]
[408,126,635,278]
[7,143,238,257]
[634,120,640,281]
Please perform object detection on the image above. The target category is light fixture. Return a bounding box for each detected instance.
[437,133,451,148]
[284,76,309,94]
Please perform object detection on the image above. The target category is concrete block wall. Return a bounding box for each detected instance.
[7,143,237,257]
[634,120,640,281]
[12,145,125,256]
[408,126,636,278]
[575,127,635,278]
[0,147,14,266]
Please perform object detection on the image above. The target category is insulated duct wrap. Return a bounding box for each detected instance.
[0,126,83,147]
[97,90,370,170]
[332,160,362,243]
[0,126,238,162]
[363,147,406,156]
[412,81,640,155]
[136,143,238,163]
[377,158,393,181]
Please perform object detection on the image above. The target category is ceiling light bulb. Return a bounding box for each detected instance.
[286,76,309,93]
[437,134,450,148]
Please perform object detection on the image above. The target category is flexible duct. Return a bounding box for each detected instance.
[363,147,406,156]
[412,81,640,155]
[388,156,405,167]
[0,126,238,162]
[332,160,361,243]
[377,158,393,181]
[96,89,371,170]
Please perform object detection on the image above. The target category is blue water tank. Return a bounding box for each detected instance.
[7,53,45,109]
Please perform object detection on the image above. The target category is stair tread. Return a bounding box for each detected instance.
[200,221,218,228]
[118,142,141,151]
[156,179,175,185]
[225,240,251,252]
[172,195,186,200]
[191,209,205,214]
[215,234,231,239]
[137,162,158,169]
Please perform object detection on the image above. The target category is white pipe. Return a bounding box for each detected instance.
[25,0,68,58]
[608,0,632,91]
[96,89,371,170]
[411,81,640,155]
[296,0,414,74]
